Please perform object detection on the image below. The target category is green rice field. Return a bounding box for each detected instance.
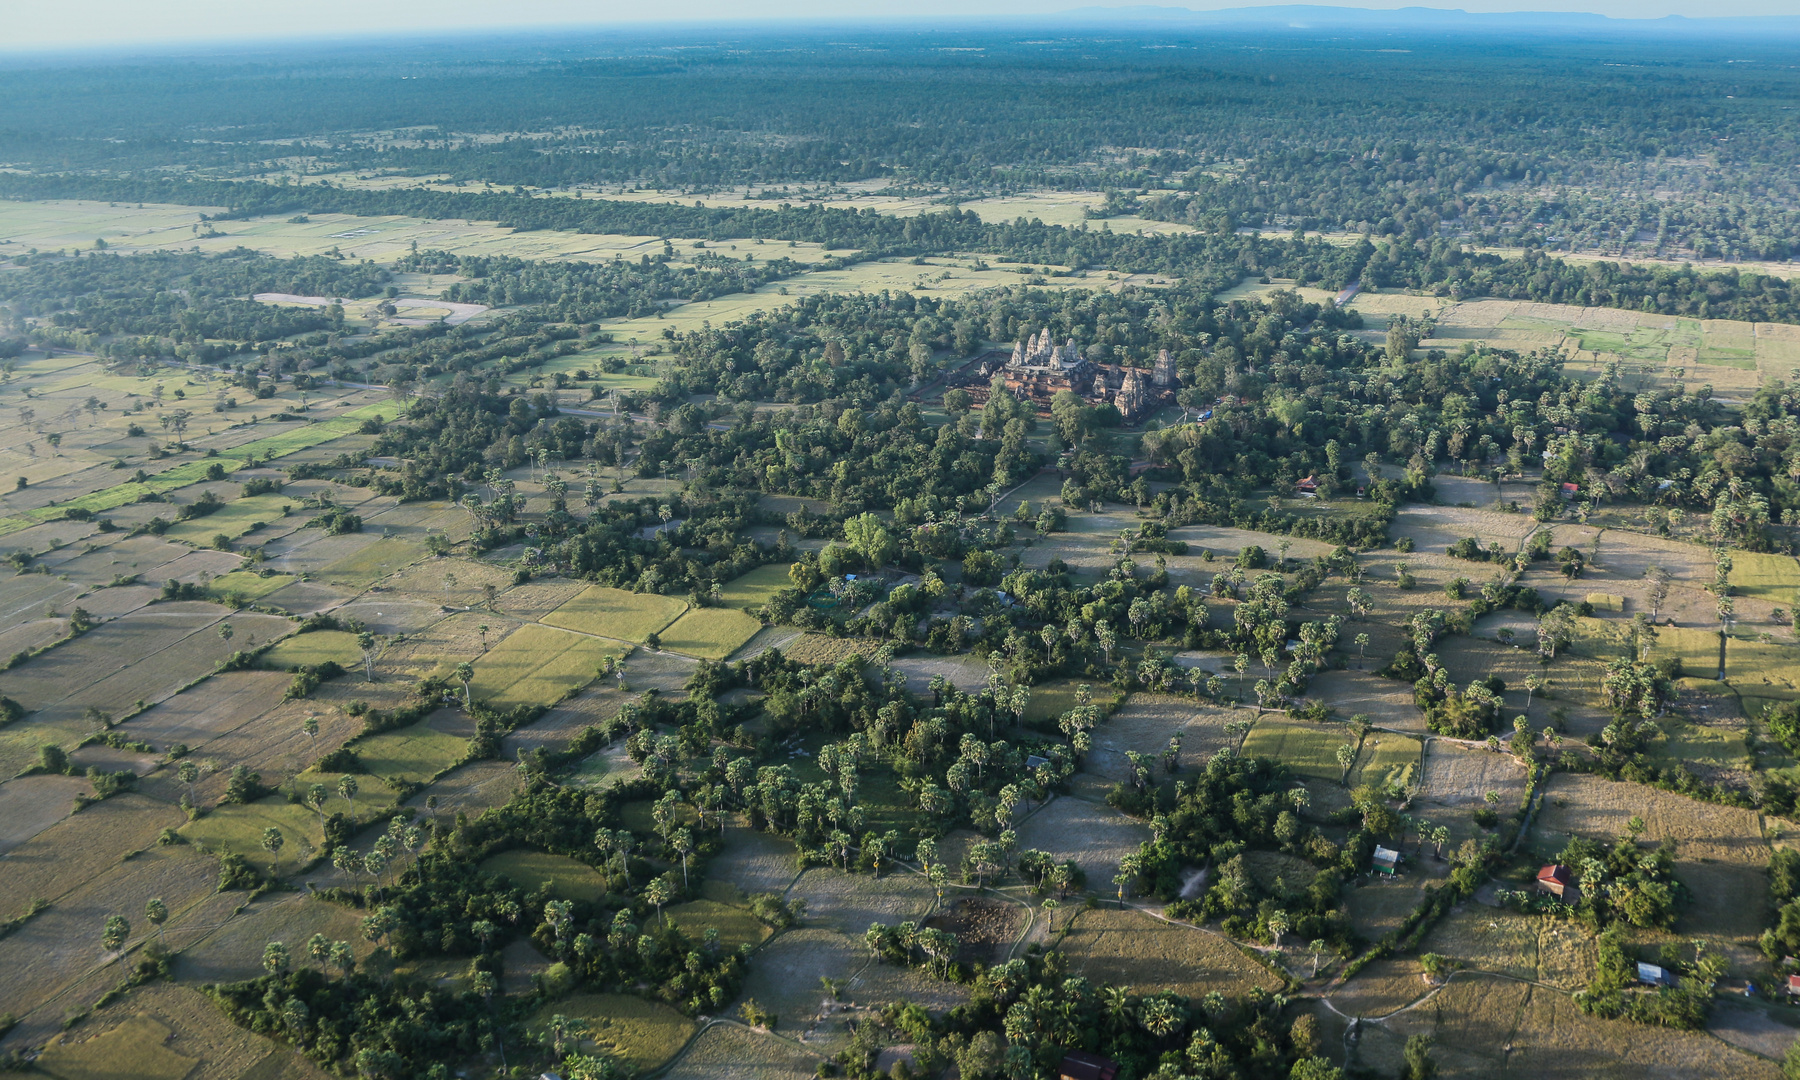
[318,537,431,586]
[206,570,298,601]
[469,623,628,710]
[715,564,796,609]
[657,607,764,660]
[352,721,468,784]
[260,629,362,671]
[529,993,696,1072]
[664,899,773,950]
[1349,731,1423,790]
[1240,717,1354,782]
[481,850,610,902]
[160,494,296,545]
[1729,551,1800,601]
[542,585,688,643]
[182,773,397,871]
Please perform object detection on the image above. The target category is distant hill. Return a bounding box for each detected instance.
[1054,4,1800,36]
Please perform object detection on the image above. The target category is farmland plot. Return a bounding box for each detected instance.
[659,1022,818,1080]
[481,851,611,902]
[1240,717,1353,783]
[1058,907,1280,997]
[1013,796,1150,892]
[175,894,371,985]
[1301,671,1426,732]
[734,927,866,1033]
[1086,694,1248,783]
[0,844,218,1042]
[542,585,687,643]
[37,982,331,1080]
[1357,974,1779,1080]
[1534,772,1770,942]
[0,793,182,915]
[532,993,696,1072]
[468,623,628,709]
[659,607,765,660]
[1419,907,1596,991]
[0,774,91,853]
[711,823,803,898]
[787,865,934,936]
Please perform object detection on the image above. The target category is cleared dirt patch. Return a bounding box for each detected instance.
[924,896,1025,965]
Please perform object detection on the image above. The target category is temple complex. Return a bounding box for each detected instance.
[960,330,1178,423]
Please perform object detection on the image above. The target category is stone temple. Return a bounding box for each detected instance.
[962,330,1177,423]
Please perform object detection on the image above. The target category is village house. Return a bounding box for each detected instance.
[1536,863,1575,900]
[1059,1050,1121,1080]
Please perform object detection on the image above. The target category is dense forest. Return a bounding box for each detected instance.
[1,29,1799,260]
[8,173,1800,325]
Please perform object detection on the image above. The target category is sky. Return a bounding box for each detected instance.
[8,0,1797,51]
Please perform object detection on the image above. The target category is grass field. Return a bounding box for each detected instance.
[1014,796,1151,890]
[1420,907,1596,991]
[352,721,468,784]
[260,629,363,671]
[665,899,773,950]
[658,608,764,660]
[542,585,688,643]
[316,537,430,587]
[1349,732,1423,791]
[1649,625,1724,681]
[160,494,296,546]
[481,850,610,902]
[35,1014,200,1080]
[1729,552,1800,601]
[1725,636,1800,702]
[716,564,795,610]
[182,775,397,873]
[469,623,628,710]
[778,635,883,665]
[1241,718,1354,783]
[206,570,297,602]
[531,993,697,1072]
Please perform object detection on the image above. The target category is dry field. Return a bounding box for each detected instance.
[0,843,218,1046]
[734,927,866,1030]
[531,993,697,1072]
[1355,974,1780,1079]
[659,1022,819,1080]
[1086,694,1248,781]
[710,824,804,899]
[1534,772,1770,945]
[174,894,371,985]
[0,774,92,853]
[1013,796,1151,891]
[784,865,935,937]
[1058,907,1281,998]
[1415,741,1529,846]
[1302,671,1426,733]
[1426,906,1596,991]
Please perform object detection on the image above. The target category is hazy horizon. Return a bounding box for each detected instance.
[9,0,1800,53]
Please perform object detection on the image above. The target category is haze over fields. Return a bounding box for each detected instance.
[4,11,1800,1080]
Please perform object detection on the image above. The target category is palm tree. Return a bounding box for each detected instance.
[338,774,358,812]
[1268,909,1289,948]
[261,827,284,877]
[145,898,168,942]
[262,940,290,977]
[644,876,675,927]
[1309,939,1328,977]
[308,933,331,969]
[454,661,475,708]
